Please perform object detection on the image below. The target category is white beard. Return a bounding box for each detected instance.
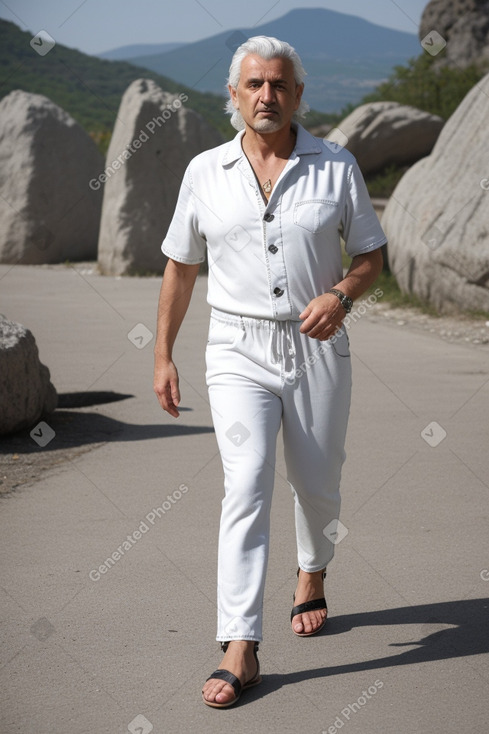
[251,116,283,133]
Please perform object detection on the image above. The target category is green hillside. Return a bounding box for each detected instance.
[0,20,333,151]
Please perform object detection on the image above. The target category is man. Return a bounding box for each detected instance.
[154,36,386,708]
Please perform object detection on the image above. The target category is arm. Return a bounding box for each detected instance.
[153,259,200,417]
[299,248,383,341]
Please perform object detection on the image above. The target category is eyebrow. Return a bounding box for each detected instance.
[246,77,289,85]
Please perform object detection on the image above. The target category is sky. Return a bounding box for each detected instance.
[1,0,428,55]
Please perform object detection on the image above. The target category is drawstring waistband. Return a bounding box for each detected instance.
[210,308,297,365]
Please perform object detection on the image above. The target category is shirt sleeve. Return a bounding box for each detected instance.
[161,163,207,264]
[342,159,387,258]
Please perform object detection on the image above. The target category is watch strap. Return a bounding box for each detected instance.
[329,288,353,313]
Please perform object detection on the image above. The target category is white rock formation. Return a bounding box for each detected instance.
[97,79,223,275]
[0,90,103,264]
[326,102,444,175]
[381,72,489,313]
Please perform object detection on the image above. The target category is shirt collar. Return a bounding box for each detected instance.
[221,122,322,167]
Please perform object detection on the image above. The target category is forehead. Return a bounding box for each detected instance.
[240,54,295,82]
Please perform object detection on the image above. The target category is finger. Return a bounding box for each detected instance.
[299,312,320,333]
[154,383,180,417]
[305,318,341,340]
[306,325,330,340]
[170,380,180,407]
[165,384,180,417]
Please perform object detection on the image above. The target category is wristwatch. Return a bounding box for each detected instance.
[329,288,353,313]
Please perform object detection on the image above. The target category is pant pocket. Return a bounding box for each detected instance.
[330,329,350,358]
[207,317,241,348]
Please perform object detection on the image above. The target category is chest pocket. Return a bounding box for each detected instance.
[293,199,339,234]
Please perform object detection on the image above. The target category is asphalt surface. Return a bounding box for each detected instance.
[1,264,488,734]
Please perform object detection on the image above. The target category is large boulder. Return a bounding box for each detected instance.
[326,102,444,175]
[420,0,489,69]
[97,79,223,275]
[0,91,103,264]
[381,72,489,314]
[0,315,57,435]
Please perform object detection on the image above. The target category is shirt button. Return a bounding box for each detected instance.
[268,244,278,254]
[273,287,284,297]
[264,213,275,222]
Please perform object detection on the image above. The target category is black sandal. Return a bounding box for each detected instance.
[202,641,261,708]
[290,568,328,637]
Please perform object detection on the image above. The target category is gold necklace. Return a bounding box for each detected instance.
[262,179,272,194]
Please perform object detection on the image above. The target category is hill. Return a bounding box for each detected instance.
[127,8,420,113]
[98,42,186,61]
[0,20,332,147]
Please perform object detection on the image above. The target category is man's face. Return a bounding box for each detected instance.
[229,54,304,134]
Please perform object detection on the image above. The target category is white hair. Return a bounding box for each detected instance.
[225,35,309,130]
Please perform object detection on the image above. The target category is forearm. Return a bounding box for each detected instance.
[300,248,384,340]
[333,248,384,302]
[154,259,200,363]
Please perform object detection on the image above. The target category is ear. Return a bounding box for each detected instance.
[228,84,239,110]
[294,83,304,111]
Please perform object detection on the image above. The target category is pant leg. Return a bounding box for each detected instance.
[205,314,283,641]
[282,326,352,573]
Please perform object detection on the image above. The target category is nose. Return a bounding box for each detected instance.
[260,82,275,105]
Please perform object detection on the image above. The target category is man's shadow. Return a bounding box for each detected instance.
[249,598,489,698]
[0,391,214,453]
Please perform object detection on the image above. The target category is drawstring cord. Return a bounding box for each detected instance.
[270,320,296,364]
[285,320,296,358]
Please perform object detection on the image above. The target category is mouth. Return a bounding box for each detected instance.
[257,109,277,116]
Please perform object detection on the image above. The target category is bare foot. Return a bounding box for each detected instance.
[202,640,259,706]
[291,568,327,635]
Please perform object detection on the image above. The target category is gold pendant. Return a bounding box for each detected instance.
[262,179,272,194]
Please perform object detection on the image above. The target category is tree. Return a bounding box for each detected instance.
[362,54,486,120]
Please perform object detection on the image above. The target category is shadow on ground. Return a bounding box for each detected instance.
[0,391,214,493]
[243,598,489,704]
[0,391,213,454]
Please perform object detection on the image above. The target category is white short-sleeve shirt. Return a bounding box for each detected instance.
[162,123,387,321]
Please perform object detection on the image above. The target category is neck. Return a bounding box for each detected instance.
[241,123,296,162]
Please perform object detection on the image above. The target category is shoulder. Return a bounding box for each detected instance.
[186,138,236,174]
[295,124,357,168]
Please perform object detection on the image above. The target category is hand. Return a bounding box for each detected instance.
[299,293,346,341]
[153,359,181,418]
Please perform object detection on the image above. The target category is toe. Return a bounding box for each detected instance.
[302,613,314,634]
[202,679,235,705]
[292,616,304,633]
[293,610,326,635]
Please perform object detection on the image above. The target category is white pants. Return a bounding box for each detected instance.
[205,308,352,642]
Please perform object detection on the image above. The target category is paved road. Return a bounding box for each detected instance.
[1,264,488,734]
